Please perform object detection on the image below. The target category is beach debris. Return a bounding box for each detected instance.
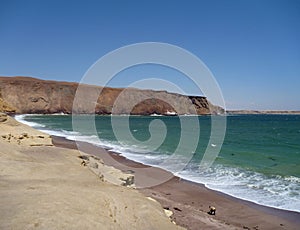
[208,206,216,215]
[98,174,104,182]
[79,155,89,166]
[119,175,134,186]
[162,206,177,224]
[146,197,158,203]
[174,207,182,212]
[0,115,53,146]
[78,155,89,160]
[78,154,135,187]
[1,130,52,146]
[22,132,29,138]
[164,209,173,218]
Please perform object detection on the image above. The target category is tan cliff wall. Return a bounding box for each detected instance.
[0,88,16,114]
[0,76,223,115]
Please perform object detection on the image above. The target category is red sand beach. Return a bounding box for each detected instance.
[52,136,300,230]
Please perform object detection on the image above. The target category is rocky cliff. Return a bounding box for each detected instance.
[0,76,223,115]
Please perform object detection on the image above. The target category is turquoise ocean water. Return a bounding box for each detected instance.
[16,114,300,212]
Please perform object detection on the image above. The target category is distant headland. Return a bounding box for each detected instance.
[0,76,223,115]
[1,76,298,116]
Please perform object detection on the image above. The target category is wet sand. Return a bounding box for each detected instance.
[52,136,300,230]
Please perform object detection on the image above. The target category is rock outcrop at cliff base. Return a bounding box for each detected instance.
[0,76,224,115]
[0,90,16,114]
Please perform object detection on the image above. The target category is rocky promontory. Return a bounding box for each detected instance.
[0,76,223,115]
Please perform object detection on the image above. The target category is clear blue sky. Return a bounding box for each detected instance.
[1,0,299,110]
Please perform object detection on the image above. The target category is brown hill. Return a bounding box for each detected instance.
[0,76,223,115]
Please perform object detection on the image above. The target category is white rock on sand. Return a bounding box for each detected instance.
[0,113,184,230]
[79,154,135,187]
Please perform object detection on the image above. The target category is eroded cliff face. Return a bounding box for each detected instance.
[0,89,16,114]
[0,77,223,115]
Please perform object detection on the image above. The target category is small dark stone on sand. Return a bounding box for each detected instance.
[174,207,182,212]
[78,155,89,160]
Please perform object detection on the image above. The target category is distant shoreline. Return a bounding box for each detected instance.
[226,110,300,115]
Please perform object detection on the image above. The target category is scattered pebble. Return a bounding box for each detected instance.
[174,207,182,212]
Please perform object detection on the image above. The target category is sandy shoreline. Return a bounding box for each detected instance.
[52,136,300,230]
[1,113,299,229]
[0,114,183,229]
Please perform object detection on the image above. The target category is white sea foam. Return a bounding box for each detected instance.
[51,112,68,115]
[150,113,163,116]
[15,114,46,128]
[177,164,300,212]
[16,115,169,166]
